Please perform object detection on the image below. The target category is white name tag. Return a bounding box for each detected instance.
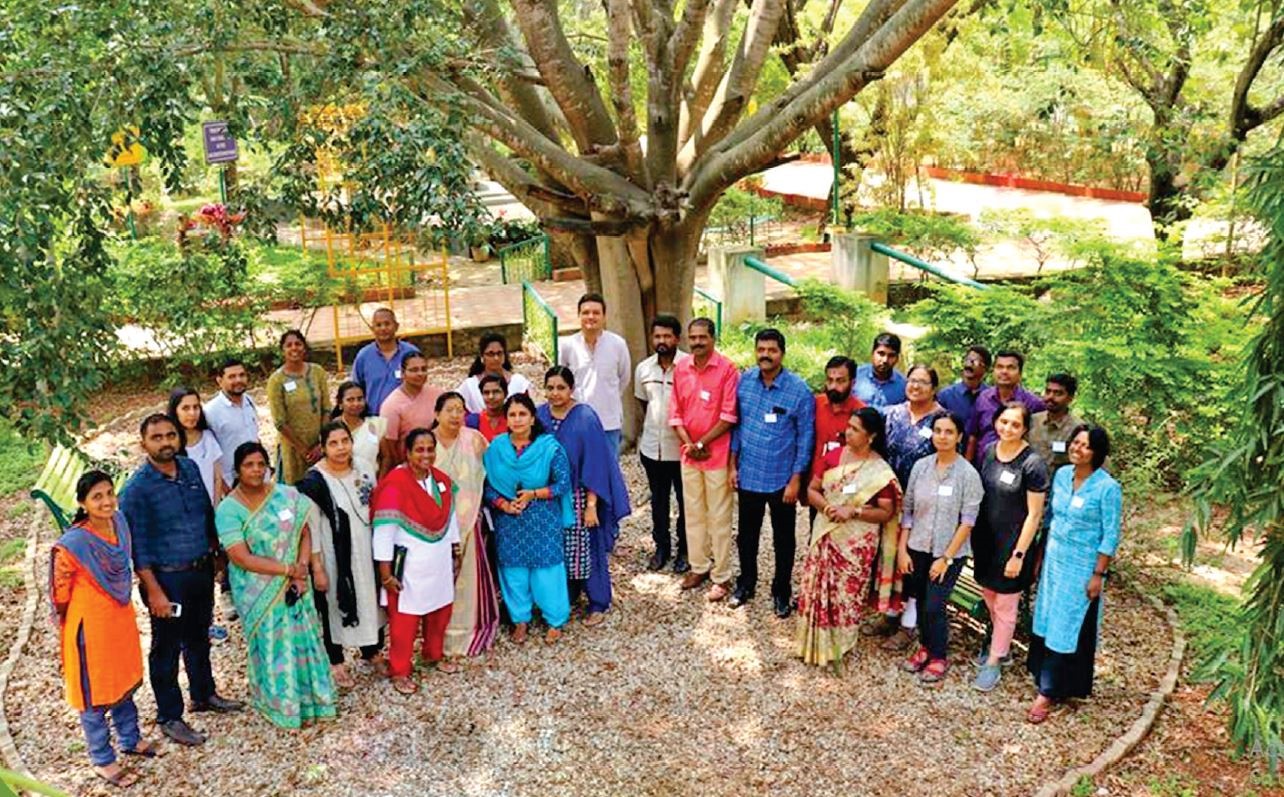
[394,369,402,379]
[284,380,298,393]
[437,481,448,493]
[699,389,711,402]
[842,483,858,495]
[918,426,933,439]
[277,509,294,521]
[999,470,1017,486]
[937,484,954,497]
[1052,440,1067,454]
[824,441,840,452]
[1071,496,1085,509]
[764,413,778,424]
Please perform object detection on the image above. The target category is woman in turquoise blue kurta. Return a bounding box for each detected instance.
[482,394,574,645]
[217,442,337,729]
[1026,425,1121,724]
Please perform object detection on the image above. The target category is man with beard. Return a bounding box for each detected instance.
[1028,373,1082,471]
[937,345,991,449]
[728,329,815,617]
[807,356,865,523]
[203,358,260,489]
[853,332,907,410]
[634,315,690,573]
[120,415,243,747]
[671,318,740,601]
[965,349,1046,464]
[379,351,444,475]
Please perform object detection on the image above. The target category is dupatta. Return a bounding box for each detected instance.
[297,469,359,626]
[537,403,632,546]
[370,464,456,544]
[48,512,134,623]
[482,433,575,529]
[218,485,309,638]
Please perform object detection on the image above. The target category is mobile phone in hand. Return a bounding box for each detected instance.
[170,602,183,618]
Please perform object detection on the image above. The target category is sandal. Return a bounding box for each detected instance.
[367,654,390,678]
[331,665,357,689]
[544,627,562,645]
[391,676,418,695]
[94,764,139,789]
[583,611,606,628]
[511,623,529,645]
[1027,696,1054,724]
[900,646,930,673]
[435,659,462,674]
[122,738,158,758]
[918,659,950,684]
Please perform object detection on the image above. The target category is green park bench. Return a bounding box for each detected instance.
[30,445,126,533]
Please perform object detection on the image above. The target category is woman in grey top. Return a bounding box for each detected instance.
[896,413,983,684]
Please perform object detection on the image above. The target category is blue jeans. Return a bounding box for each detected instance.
[79,697,141,766]
[604,429,622,458]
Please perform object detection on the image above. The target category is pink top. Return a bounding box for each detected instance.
[668,350,740,471]
[380,385,445,442]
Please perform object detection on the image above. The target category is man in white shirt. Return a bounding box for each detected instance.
[558,292,631,455]
[203,358,260,488]
[633,315,689,573]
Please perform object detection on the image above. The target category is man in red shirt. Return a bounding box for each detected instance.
[668,318,740,601]
[808,356,865,522]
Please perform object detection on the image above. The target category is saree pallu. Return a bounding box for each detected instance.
[796,456,900,667]
[216,485,336,729]
[435,428,500,658]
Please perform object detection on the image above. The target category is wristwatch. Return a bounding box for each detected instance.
[695,441,705,451]
[1012,550,1025,560]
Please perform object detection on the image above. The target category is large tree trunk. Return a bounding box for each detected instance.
[1146,147,1191,244]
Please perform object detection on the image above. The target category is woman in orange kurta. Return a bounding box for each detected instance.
[51,470,155,788]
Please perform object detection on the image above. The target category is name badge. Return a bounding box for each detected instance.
[284,380,298,393]
[1052,440,1067,454]
[918,426,933,439]
[1071,496,1085,509]
[437,481,448,493]
[394,369,402,379]
[842,483,858,495]
[937,484,954,497]
[277,509,294,521]
[764,413,778,424]
[699,389,711,402]
[824,441,840,452]
[998,470,1017,486]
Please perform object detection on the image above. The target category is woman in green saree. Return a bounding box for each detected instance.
[216,442,337,729]
[796,407,900,668]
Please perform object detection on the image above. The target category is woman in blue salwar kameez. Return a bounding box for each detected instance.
[1027,424,1121,724]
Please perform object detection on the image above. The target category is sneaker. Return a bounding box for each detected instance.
[208,624,229,644]
[972,663,1002,692]
[974,648,1014,668]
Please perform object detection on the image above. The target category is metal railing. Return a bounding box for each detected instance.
[699,214,779,254]
[522,280,558,364]
[743,255,798,288]
[500,235,552,284]
[870,241,987,290]
[692,286,723,336]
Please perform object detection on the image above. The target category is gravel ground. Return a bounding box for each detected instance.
[6,356,1174,797]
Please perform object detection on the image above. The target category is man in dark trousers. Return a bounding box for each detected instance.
[120,414,243,746]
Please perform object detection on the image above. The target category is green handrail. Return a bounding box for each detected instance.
[743,255,797,288]
[692,286,723,336]
[870,241,987,290]
[499,234,551,284]
[521,280,559,364]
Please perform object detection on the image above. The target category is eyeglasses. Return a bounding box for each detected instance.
[906,379,933,387]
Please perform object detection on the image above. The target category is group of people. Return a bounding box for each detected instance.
[50,295,1121,789]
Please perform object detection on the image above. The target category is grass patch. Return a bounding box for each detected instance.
[0,537,26,589]
[0,422,46,498]
[1162,579,1242,666]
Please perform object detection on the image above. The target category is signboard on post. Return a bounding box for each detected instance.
[202,121,239,164]
[105,127,146,168]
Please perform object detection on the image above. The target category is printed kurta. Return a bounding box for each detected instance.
[267,363,331,484]
[1032,467,1122,653]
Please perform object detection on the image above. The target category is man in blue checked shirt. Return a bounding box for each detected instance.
[728,328,815,618]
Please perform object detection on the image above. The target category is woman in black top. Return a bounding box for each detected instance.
[971,401,1048,693]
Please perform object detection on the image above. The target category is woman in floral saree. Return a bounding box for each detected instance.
[797,407,900,668]
[217,442,337,729]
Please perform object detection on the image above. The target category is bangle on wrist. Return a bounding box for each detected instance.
[1093,569,1108,577]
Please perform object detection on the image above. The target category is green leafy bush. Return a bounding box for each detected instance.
[848,208,980,268]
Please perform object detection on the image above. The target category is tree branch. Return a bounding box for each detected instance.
[1231,14,1284,140]
[466,142,587,218]
[676,0,738,148]
[607,0,650,186]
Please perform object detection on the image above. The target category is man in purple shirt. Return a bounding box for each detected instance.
[965,349,1046,464]
[936,344,990,449]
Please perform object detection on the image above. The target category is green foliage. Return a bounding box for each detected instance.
[0,421,47,497]
[706,186,784,246]
[1185,145,1284,770]
[908,243,1246,490]
[1163,580,1242,668]
[721,280,886,389]
[848,209,980,267]
[978,210,1109,274]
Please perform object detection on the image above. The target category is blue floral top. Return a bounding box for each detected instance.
[883,401,948,488]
